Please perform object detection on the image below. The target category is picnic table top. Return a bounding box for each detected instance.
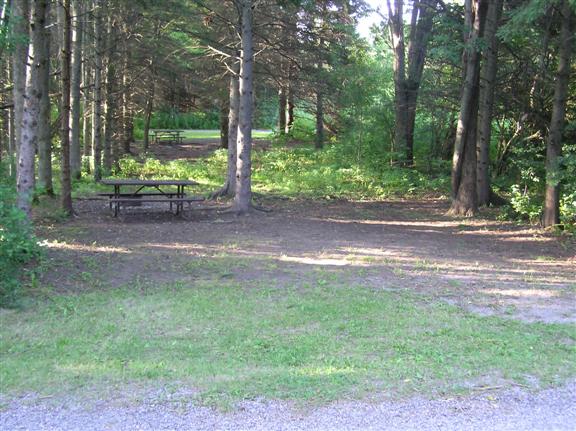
[100,179,198,186]
[151,129,183,133]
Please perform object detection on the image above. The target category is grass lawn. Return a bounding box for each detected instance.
[174,129,272,140]
[1,281,574,406]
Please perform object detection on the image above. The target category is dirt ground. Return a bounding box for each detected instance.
[37,140,576,325]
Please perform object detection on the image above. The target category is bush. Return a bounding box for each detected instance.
[500,142,576,230]
[0,166,41,306]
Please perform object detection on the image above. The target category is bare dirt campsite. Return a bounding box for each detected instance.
[2,0,576,429]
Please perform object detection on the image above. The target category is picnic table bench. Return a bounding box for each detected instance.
[99,179,202,217]
[151,129,184,145]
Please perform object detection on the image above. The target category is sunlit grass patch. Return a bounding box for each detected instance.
[72,140,449,201]
[178,129,272,140]
[1,282,574,406]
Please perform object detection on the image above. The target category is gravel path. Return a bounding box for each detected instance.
[2,382,575,431]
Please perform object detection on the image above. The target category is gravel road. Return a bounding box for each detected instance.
[2,381,575,431]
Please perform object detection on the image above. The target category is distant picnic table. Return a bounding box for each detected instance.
[151,129,184,145]
[99,179,201,217]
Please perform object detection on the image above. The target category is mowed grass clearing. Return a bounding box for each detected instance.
[1,281,574,406]
[179,129,272,140]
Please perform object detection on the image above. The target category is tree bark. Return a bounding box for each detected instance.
[11,0,29,166]
[82,83,92,172]
[405,0,436,165]
[92,0,103,181]
[476,0,502,206]
[143,83,154,151]
[387,0,407,163]
[278,85,286,135]
[69,0,83,179]
[0,111,3,164]
[59,0,73,215]
[450,0,487,216]
[121,30,133,154]
[315,89,324,149]
[37,0,52,194]
[8,100,14,168]
[103,15,116,174]
[286,77,295,134]
[543,0,574,227]
[224,64,240,196]
[220,102,229,149]
[233,0,254,214]
[82,20,92,173]
[211,61,240,199]
[17,0,46,219]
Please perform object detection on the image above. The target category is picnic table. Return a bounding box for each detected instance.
[99,179,201,217]
[151,129,184,145]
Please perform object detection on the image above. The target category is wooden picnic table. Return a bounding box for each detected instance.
[100,179,200,217]
[151,129,184,145]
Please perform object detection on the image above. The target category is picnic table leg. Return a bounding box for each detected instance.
[177,185,185,215]
[114,185,120,217]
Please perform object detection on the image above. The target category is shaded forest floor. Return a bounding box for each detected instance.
[43,137,576,324]
[41,194,575,324]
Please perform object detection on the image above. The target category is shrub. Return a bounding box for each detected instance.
[0,166,41,306]
[500,142,576,230]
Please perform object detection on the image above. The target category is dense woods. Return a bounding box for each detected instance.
[0,0,575,298]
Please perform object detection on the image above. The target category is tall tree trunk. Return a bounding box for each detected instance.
[0,112,3,164]
[387,0,407,163]
[8,102,14,167]
[6,59,15,168]
[82,20,92,173]
[219,103,229,149]
[143,83,154,151]
[92,0,103,181]
[450,0,487,216]
[69,0,83,179]
[405,0,436,165]
[222,63,240,196]
[315,89,324,149]
[233,0,254,214]
[0,0,9,63]
[11,0,28,170]
[103,15,116,174]
[82,74,92,173]
[212,61,240,199]
[59,0,73,215]
[529,5,554,120]
[278,85,286,135]
[37,1,52,194]
[17,0,46,219]
[543,0,574,228]
[476,0,502,206]
[286,77,295,134]
[121,32,133,154]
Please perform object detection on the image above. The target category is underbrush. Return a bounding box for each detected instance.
[497,143,576,232]
[99,140,449,201]
[0,165,41,307]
